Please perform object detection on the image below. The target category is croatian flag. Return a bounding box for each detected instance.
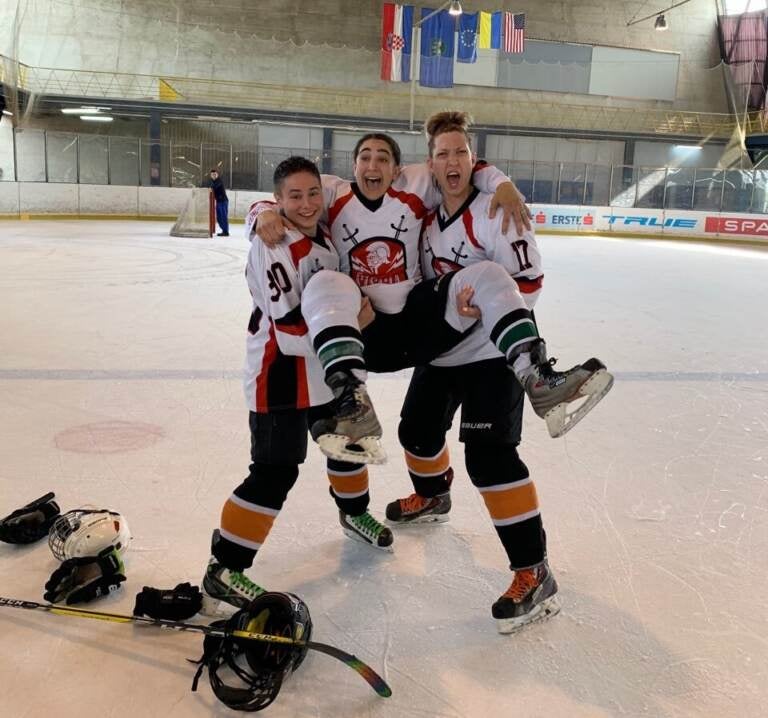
[381,4,414,82]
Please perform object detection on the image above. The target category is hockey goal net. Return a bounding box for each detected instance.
[170,188,215,238]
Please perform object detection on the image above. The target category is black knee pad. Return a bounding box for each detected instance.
[398,418,445,457]
[237,462,300,507]
[464,443,529,489]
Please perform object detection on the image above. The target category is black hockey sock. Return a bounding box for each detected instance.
[313,326,366,382]
[488,308,538,364]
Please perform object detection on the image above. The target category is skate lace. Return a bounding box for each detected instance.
[538,357,558,376]
[229,570,263,598]
[350,512,385,539]
[336,385,364,419]
[401,493,429,513]
[502,568,539,602]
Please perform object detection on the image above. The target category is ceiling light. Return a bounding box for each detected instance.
[61,106,110,115]
[448,1,463,16]
[80,115,113,122]
[654,14,668,30]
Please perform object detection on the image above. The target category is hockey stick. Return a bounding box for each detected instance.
[0,596,391,698]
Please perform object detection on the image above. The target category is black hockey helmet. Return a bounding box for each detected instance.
[191,592,312,712]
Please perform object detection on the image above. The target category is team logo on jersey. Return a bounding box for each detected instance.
[349,238,406,286]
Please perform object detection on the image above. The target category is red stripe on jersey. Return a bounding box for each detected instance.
[295,356,309,407]
[462,209,481,248]
[328,190,356,228]
[288,236,313,269]
[516,275,544,294]
[255,322,279,410]
[386,186,428,219]
[276,319,309,336]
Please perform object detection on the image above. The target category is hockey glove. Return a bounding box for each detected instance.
[44,547,126,605]
[0,492,60,544]
[133,582,203,620]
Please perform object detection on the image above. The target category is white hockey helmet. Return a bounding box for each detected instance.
[48,509,131,561]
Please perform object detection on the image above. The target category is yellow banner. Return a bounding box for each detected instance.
[478,11,492,49]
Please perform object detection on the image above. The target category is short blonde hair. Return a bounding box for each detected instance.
[425,111,473,155]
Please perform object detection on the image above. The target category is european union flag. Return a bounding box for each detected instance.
[419,8,455,88]
[457,12,478,63]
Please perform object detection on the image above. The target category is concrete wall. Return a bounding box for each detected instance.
[2,0,727,122]
[0,182,272,218]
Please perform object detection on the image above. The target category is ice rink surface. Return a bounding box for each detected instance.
[1,220,767,717]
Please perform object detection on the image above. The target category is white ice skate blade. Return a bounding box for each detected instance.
[545,368,614,438]
[495,595,562,634]
[388,513,450,525]
[341,527,394,552]
[199,593,238,618]
[315,433,387,465]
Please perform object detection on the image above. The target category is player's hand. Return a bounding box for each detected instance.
[256,210,295,246]
[457,286,481,319]
[358,296,375,329]
[489,182,532,236]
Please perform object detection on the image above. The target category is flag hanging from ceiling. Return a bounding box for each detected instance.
[457,12,478,63]
[503,13,526,54]
[491,11,503,49]
[419,7,455,88]
[381,4,414,82]
[478,11,492,49]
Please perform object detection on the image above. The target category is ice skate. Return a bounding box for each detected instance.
[491,561,561,634]
[522,340,613,438]
[385,491,451,524]
[339,510,393,551]
[311,371,387,465]
[200,557,266,616]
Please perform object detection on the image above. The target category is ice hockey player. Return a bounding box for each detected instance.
[386,111,613,632]
[248,131,608,433]
[201,156,393,616]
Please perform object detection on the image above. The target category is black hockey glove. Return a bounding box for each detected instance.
[0,492,60,544]
[133,582,203,621]
[44,547,126,605]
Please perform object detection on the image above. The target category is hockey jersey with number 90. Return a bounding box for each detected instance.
[421,187,544,367]
[244,227,337,412]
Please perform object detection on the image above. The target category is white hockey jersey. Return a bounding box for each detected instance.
[421,187,544,367]
[247,162,509,315]
[244,227,337,412]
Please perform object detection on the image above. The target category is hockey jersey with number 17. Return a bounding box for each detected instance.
[244,227,337,412]
[421,187,544,367]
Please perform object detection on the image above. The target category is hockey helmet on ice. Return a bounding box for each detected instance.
[48,509,131,561]
[192,592,312,711]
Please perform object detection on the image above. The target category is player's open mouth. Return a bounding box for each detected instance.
[364,177,382,190]
[446,171,462,189]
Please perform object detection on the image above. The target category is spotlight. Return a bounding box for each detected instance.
[448,1,462,17]
[654,14,668,31]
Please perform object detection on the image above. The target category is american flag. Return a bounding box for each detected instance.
[503,12,525,54]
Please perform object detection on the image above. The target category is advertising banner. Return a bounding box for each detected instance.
[530,205,767,244]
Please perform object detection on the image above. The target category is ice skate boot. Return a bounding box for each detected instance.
[200,558,265,616]
[339,510,393,552]
[520,340,613,438]
[491,561,561,634]
[311,371,386,464]
[385,492,451,524]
